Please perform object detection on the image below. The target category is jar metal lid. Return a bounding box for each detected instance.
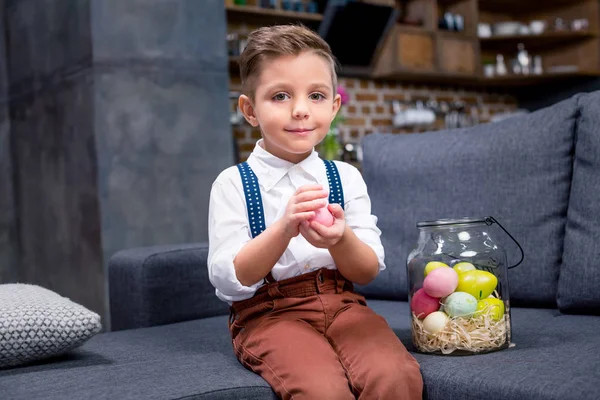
[416,217,488,228]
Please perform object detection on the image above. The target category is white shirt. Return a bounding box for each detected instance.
[207,140,386,303]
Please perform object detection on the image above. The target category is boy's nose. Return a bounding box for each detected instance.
[292,101,309,119]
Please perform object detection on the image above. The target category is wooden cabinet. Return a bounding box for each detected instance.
[438,35,479,75]
[370,0,600,86]
[397,29,436,70]
[373,0,480,81]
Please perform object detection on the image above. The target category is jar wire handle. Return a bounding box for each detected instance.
[485,216,524,269]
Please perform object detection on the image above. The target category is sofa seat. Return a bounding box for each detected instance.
[0,316,275,400]
[2,301,599,400]
[371,301,600,400]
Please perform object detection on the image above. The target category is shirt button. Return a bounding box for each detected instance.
[304,264,309,270]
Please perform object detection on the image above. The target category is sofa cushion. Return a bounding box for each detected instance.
[0,315,277,400]
[109,243,230,331]
[368,300,600,400]
[360,95,580,306]
[558,90,600,314]
[0,284,102,369]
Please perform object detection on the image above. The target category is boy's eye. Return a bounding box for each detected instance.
[309,93,325,101]
[273,93,289,101]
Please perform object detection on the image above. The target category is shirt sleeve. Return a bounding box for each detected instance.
[340,163,386,272]
[207,175,263,302]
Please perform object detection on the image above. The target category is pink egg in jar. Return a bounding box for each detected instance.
[423,266,459,298]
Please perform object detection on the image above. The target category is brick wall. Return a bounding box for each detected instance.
[229,76,518,162]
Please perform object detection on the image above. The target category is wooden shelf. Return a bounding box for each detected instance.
[374,68,483,87]
[225,0,600,91]
[396,24,435,35]
[480,70,600,86]
[374,68,600,88]
[478,0,585,13]
[225,5,323,23]
[438,30,477,40]
[481,31,598,48]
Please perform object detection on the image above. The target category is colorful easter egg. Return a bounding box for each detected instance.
[424,261,449,277]
[422,311,449,335]
[444,292,478,318]
[310,206,334,227]
[410,288,440,319]
[456,270,498,300]
[453,262,476,275]
[423,267,459,298]
[476,298,505,321]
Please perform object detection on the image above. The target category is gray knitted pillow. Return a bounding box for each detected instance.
[0,284,102,368]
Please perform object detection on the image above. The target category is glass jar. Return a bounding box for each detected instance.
[406,217,523,355]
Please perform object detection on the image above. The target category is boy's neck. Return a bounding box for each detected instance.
[258,139,315,164]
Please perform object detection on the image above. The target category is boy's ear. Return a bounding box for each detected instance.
[331,93,342,122]
[239,95,259,127]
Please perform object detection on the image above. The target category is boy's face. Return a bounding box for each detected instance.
[239,51,341,163]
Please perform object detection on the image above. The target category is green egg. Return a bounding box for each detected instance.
[456,270,498,300]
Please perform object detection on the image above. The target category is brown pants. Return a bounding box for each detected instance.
[229,268,423,400]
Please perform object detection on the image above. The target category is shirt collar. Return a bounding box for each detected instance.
[247,139,324,192]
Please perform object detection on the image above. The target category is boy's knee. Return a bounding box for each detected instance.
[365,358,423,400]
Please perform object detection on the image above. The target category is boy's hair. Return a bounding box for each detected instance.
[239,25,339,99]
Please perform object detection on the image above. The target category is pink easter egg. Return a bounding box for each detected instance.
[423,267,459,298]
[410,288,440,319]
[310,206,334,227]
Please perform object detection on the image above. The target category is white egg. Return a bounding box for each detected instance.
[422,311,449,335]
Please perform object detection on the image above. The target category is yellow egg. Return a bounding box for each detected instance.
[476,298,505,321]
[456,270,498,300]
[453,262,476,275]
[422,311,449,335]
[424,261,449,277]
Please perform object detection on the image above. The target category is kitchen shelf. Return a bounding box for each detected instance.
[373,68,483,88]
[396,24,435,35]
[480,31,598,48]
[374,69,600,88]
[226,0,600,91]
[478,0,586,14]
[480,70,600,86]
[225,5,323,23]
[438,30,477,39]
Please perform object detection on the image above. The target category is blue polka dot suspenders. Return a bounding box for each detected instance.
[323,160,344,208]
[237,160,344,240]
[237,160,344,283]
[236,162,267,238]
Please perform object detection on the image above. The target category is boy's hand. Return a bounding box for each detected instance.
[278,184,329,239]
[299,203,346,249]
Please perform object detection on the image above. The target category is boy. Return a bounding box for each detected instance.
[208,25,423,399]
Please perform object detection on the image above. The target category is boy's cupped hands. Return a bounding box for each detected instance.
[300,202,345,249]
[280,184,346,249]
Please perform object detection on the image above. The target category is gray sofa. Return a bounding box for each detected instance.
[2,91,599,399]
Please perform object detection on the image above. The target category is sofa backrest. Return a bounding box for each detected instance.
[557,91,600,315]
[359,94,581,308]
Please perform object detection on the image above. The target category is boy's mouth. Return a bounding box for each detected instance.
[285,128,314,135]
